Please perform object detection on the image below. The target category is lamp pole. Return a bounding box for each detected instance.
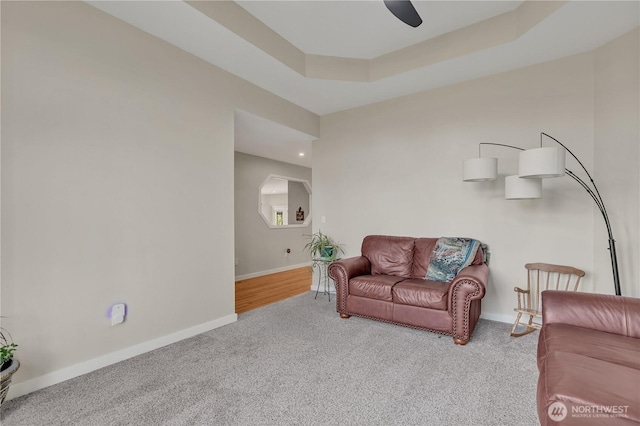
[540,133,621,296]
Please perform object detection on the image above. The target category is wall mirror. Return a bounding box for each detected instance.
[259,174,312,228]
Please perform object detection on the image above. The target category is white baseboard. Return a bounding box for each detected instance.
[480,312,513,324]
[7,313,237,401]
[235,262,311,281]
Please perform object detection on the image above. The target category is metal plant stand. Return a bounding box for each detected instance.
[313,258,337,301]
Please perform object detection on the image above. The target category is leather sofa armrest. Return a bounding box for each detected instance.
[328,256,371,286]
[452,263,489,294]
[448,264,488,309]
[448,263,489,344]
[328,256,371,313]
[542,290,640,338]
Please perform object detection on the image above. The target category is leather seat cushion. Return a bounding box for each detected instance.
[392,278,449,310]
[349,275,406,301]
[538,350,640,424]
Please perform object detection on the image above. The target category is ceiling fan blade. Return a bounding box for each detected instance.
[383,0,423,28]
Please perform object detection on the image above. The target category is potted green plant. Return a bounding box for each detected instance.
[0,325,19,405]
[304,230,345,260]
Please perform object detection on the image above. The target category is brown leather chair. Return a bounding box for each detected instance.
[537,290,640,425]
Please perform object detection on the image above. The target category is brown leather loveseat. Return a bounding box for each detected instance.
[537,290,640,425]
[327,235,489,345]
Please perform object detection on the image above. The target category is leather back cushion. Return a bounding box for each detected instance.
[361,235,415,278]
[411,238,438,279]
[411,238,484,279]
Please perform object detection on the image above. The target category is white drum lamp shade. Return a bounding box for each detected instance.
[505,175,542,199]
[463,157,497,181]
[519,147,565,178]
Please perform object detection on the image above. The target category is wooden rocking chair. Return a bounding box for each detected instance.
[510,262,585,337]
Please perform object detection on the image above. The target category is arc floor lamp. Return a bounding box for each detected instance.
[463,132,621,296]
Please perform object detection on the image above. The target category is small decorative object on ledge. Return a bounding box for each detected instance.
[0,324,19,405]
[296,207,304,222]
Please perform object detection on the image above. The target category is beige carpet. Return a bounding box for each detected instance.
[1,292,539,425]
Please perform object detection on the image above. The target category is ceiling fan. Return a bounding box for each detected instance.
[384,0,423,27]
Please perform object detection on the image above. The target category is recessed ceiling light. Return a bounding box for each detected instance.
[299,152,305,157]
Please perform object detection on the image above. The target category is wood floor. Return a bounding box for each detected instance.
[235,266,312,313]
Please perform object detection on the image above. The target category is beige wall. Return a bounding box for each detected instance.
[1,1,318,393]
[315,37,639,321]
[593,28,640,298]
[234,152,312,277]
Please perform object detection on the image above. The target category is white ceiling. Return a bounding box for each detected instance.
[236,1,523,59]
[235,109,314,167]
[260,176,289,195]
[88,1,640,168]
